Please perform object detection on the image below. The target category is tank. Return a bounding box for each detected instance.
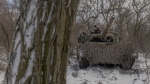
[77,17,138,70]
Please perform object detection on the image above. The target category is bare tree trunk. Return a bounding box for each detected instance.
[4,0,79,84]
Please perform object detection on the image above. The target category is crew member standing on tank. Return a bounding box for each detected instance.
[94,25,101,34]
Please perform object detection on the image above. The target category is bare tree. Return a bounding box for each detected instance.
[74,0,150,52]
[5,0,79,84]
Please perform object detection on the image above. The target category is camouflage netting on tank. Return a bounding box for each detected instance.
[80,42,134,65]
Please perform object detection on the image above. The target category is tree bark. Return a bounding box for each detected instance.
[4,0,79,84]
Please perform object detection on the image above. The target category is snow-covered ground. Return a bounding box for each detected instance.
[67,54,150,84]
[0,54,149,84]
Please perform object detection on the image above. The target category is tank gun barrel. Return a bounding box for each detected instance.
[102,17,115,38]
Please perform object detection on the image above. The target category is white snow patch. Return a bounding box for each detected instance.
[12,43,21,84]
[24,0,38,51]
[41,27,47,42]
[24,25,35,50]
[26,0,37,23]
[23,21,26,32]
[41,1,47,21]
[51,25,55,38]
[67,54,150,84]
[12,1,38,79]
[20,49,35,83]
[41,1,55,57]
[41,1,55,42]
[51,48,54,65]
[34,17,38,29]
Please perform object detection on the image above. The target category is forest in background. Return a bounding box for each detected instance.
[71,0,150,56]
[0,0,150,84]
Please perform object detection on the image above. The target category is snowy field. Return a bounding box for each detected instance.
[67,54,150,84]
[0,54,149,84]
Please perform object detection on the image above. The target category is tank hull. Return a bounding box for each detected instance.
[78,42,138,70]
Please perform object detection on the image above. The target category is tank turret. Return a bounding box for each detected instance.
[101,17,115,39]
[90,16,115,42]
